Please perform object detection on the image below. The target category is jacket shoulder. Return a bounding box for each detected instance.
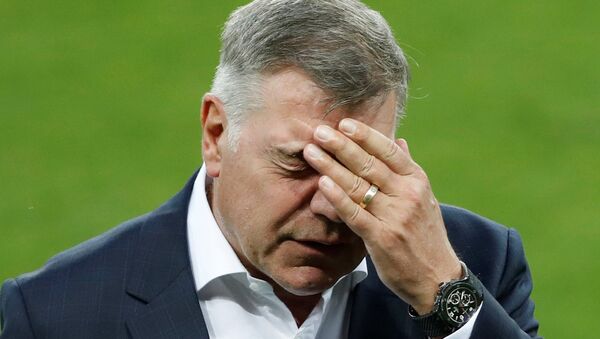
[441,204,509,238]
[19,213,148,286]
[440,204,512,252]
[1,214,150,338]
[440,204,529,294]
[7,213,149,311]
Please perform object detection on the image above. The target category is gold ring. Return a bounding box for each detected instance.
[360,184,379,208]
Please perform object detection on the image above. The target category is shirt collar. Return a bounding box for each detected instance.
[187,164,368,293]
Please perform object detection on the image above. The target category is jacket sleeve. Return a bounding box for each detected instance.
[471,229,541,338]
[0,279,36,338]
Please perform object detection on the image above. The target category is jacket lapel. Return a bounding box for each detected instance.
[124,171,209,339]
[126,268,209,339]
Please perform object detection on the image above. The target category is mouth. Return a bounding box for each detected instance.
[296,238,346,246]
[291,239,348,256]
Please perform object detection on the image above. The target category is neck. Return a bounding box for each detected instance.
[272,285,322,326]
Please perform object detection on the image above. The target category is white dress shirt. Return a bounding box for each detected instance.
[187,165,479,338]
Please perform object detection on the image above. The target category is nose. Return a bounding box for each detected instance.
[310,189,343,223]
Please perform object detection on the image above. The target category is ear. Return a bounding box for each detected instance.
[201,93,227,178]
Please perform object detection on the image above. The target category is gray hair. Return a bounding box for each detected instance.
[210,0,410,149]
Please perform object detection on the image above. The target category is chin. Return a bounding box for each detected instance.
[276,266,340,296]
[283,285,327,297]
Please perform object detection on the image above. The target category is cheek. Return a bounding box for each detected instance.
[217,151,319,247]
[265,174,321,228]
[248,176,317,237]
[219,164,315,232]
[234,178,320,258]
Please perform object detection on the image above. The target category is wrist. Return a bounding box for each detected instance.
[408,261,484,337]
[410,297,436,316]
[410,260,464,315]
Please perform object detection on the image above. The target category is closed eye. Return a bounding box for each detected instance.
[268,146,315,177]
[281,155,309,172]
[281,153,315,177]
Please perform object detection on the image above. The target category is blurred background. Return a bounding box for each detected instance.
[1,0,598,337]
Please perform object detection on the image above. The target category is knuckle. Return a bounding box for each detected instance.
[348,204,361,224]
[419,183,432,200]
[358,155,376,178]
[404,182,431,210]
[416,172,432,192]
[382,139,400,161]
[316,157,334,174]
[335,137,352,158]
[411,195,424,210]
[353,126,368,141]
[414,167,428,180]
[399,203,420,222]
[349,175,363,198]
[323,156,337,171]
[337,135,351,152]
[415,181,427,196]
[404,187,420,202]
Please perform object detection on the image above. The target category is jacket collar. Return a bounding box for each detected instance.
[124,170,209,339]
[126,171,197,302]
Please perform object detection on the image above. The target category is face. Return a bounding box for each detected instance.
[203,69,397,296]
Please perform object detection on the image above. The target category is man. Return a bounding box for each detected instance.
[0,0,540,338]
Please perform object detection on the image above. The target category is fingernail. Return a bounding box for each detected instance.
[320,176,334,190]
[305,144,323,159]
[315,125,334,141]
[339,119,356,135]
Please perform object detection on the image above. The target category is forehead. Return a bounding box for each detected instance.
[255,69,397,143]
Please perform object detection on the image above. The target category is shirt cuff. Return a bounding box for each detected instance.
[441,302,483,339]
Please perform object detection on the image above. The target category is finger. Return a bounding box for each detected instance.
[396,138,412,159]
[304,143,373,203]
[313,125,396,191]
[338,119,418,175]
[318,175,378,241]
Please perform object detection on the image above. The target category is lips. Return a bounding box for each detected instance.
[292,237,351,246]
[290,230,354,246]
[293,238,349,246]
[281,221,359,253]
[291,239,349,257]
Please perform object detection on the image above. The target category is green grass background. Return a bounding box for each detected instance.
[1,1,598,337]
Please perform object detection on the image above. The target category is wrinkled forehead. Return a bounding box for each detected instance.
[258,69,397,138]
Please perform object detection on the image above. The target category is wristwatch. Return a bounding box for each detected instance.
[408,261,484,337]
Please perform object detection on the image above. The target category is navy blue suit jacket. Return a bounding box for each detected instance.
[1,172,541,338]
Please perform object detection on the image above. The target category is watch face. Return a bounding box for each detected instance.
[440,282,480,325]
